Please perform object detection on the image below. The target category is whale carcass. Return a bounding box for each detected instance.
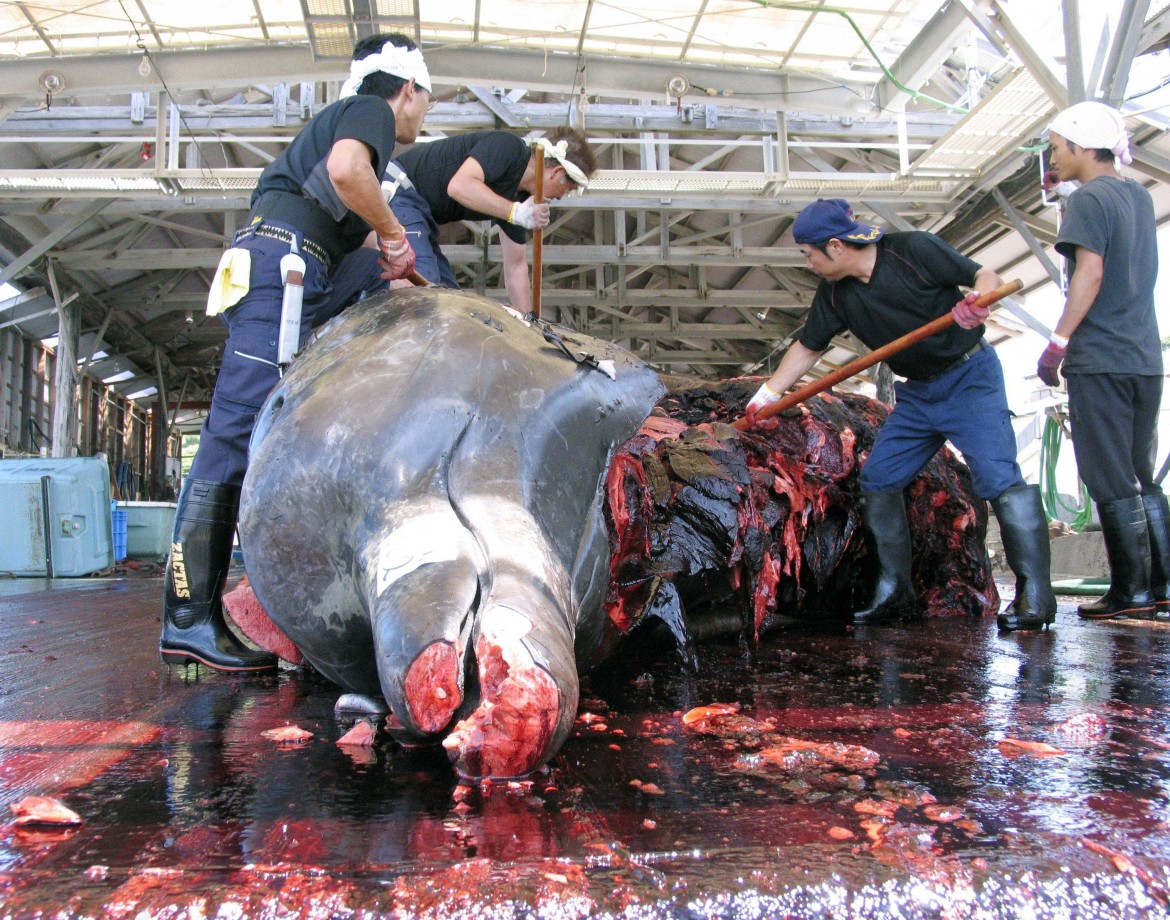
[238,288,996,779]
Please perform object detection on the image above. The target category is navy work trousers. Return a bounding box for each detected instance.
[188,222,336,487]
[325,184,462,315]
[859,345,1025,501]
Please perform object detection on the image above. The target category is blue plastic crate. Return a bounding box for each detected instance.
[111,502,128,562]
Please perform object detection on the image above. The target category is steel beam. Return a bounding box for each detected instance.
[1099,0,1153,105]
[983,1,1068,108]
[1,102,959,141]
[873,0,972,111]
[61,245,808,271]
[1062,0,1087,104]
[0,198,112,286]
[991,188,1061,286]
[0,43,876,116]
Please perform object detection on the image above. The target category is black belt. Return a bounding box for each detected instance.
[236,223,333,273]
[920,339,987,381]
[249,189,346,262]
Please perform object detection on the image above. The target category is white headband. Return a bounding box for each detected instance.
[339,45,431,99]
[1049,101,1132,165]
[534,137,590,188]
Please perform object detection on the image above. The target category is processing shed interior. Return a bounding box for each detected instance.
[2,1,1170,916]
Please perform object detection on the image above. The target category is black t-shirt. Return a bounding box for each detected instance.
[395,131,530,244]
[800,232,984,380]
[1056,176,1162,376]
[252,95,399,255]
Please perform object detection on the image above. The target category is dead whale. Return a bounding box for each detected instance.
[239,287,664,779]
[238,288,997,780]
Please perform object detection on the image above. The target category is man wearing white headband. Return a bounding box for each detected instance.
[160,33,434,674]
[330,127,596,315]
[1037,100,1165,623]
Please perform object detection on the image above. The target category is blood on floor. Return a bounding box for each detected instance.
[1,578,1168,918]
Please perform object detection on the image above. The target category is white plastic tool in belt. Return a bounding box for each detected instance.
[277,250,307,368]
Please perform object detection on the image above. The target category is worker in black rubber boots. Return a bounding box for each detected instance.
[326,128,595,314]
[746,199,1056,631]
[160,33,433,672]
[1037,102,1164,622]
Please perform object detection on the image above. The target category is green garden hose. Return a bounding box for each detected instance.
[1051,577,1108,596]
[1040,410,1093,532]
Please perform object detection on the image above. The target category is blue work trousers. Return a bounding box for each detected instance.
[859,345,1025,501]
[324,185,462,320]
[390,186,460,289]
[188,223,335,487]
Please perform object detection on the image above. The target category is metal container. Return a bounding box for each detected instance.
[0,457,114,576]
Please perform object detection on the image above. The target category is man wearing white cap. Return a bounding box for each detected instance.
[1038,100,1165,622]
[160,33,435,673]
[330,128,596,314]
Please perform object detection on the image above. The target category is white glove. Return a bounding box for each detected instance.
[746,382,783,415]
[509,198,551,230]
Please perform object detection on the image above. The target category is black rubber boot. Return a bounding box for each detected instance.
[852,490,917,623]
[1141,492,1170,615]
[993,484,1057,632]
[1078,496,1156,621]
[160,478,278,672]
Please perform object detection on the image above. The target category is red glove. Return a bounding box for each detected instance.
[951,291,989,329]
[378,231,416,280]
[1037,341,1067,387]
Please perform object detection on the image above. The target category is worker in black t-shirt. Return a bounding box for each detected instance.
[746,199,1055,632]
[329,128,596,314]
[1038,102,1164,622]
[161,33,434,673]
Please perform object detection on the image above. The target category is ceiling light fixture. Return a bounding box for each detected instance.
[38,71,65,95]
[138,53,152,77]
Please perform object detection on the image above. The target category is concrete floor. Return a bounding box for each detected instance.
[1,571,1168,918]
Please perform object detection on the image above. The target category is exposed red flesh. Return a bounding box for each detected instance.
[604,382,998,638]
[10,795,82,826]
[442,635,560,780]
[223,577,303,664]
[404,641,462,734]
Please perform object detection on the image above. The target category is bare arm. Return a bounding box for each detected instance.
[326,138,406,239]
[971,265,1004,294]
[501,234,531,312]
[763,341,822,395]
[447,157,515,220]
[1053,247,1104,338]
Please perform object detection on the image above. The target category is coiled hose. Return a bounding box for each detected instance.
[1040,408,1093,532]
[1039,408,1105,595]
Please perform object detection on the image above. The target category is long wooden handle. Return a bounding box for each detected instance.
[532,150,544,319]
[732,278,1023,431]
[406,270,430,287]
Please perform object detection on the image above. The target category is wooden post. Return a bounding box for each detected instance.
[531,145,544,319]
[48,264,80,457]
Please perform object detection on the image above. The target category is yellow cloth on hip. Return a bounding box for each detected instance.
[205,248,251,316]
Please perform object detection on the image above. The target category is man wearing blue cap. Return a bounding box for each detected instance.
[746,199,1055,632]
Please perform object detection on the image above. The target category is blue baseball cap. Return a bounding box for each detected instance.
[792,199,884,245]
